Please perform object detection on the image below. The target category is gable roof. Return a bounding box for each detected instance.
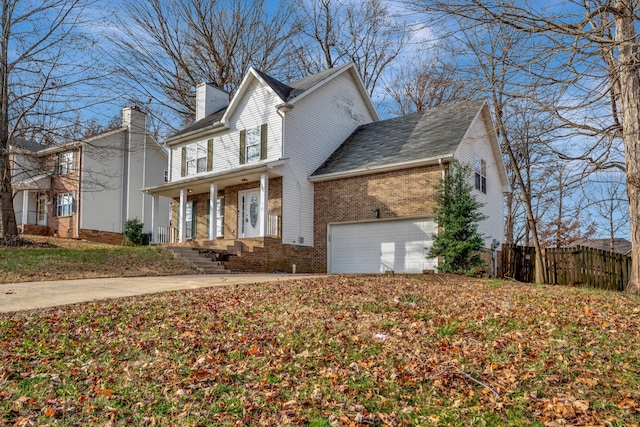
[167,63,377,144]
[311,99,486,179]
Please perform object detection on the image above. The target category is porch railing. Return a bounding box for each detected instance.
[268,215,279,237]
[157,226,177,244]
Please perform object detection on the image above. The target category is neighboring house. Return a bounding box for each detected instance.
[567,238,632,256]
[143,64,510,273]
[10,107,171,244]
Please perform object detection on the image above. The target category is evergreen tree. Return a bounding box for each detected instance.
[428,161,487,274]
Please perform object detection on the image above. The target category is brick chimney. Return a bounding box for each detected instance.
[196,83,229,122]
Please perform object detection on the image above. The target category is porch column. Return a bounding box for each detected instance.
[179,188,187,243]
[151,194,159,244]
[259,172,268,237]
[21,190,29,231]
[209,183,217,240]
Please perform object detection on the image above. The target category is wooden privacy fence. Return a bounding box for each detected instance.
[501,244,536,282]
[545,246,631,291]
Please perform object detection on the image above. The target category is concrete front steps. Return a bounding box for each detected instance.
[165,246,231,274]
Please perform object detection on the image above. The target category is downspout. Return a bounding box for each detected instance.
[121,128,129,231]
[75,147,82,238]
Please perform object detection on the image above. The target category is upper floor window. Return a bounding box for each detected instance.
[181,139,213,177]
[53,192,75,217]
[58,151,74,175]
[239,123,267,164]
[475,156,487,194]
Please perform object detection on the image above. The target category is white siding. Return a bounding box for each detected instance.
[282,71,377,246]
[170,78,283,182]
[80,133,126,232]
[454,115,506,247]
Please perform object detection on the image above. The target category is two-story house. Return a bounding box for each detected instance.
[143,64,510,273]
[11,107,171,244]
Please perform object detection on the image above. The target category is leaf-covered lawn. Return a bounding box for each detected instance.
[0,244,197,284]
[1,275,639,426]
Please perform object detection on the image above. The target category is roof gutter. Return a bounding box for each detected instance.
[309,154,454,183]
[164,121,226,146]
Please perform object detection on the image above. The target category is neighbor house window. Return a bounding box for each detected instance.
[58,151,74,175]
[239,123,267,164]
[475,156,487,194]
[181,139,213,177]
[53,192,74,217]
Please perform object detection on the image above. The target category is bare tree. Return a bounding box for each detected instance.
[0,0,98,239]
[583,175,630,251]
[417,0,640,291]
[108,0,300,127]
[384,55,479,115]
[294,0,407,96]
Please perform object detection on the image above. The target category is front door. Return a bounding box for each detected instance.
[37,194,47,226]
[238,189,260,238]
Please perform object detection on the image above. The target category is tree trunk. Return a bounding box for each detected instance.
[0,151,17,238]
[615,0,640,293]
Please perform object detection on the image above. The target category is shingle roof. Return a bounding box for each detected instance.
[169,64,354,140]
[9,137,48,152]
[255,63,352,102]
[567,238,632,255]
[312,99,486,177]
[170,106,227,138]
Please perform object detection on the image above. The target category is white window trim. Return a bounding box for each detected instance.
[245,126,261,163]
[56,192,74,217]
[475,157,487,194]
[185,142,208,176]
[58,151,74,175]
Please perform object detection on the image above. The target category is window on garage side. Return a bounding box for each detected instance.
[474,156,486,194]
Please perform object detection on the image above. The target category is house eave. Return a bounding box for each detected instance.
[164,122,226,146]
[309,155,455,182]
[142,159,287,197]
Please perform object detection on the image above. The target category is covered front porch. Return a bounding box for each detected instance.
[14,174,51,235]
[143,161,285,245]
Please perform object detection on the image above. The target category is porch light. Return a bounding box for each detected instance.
[374,208,380,218]
[241,178,248,183]
[187,188,193,193]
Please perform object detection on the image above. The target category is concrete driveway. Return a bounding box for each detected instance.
[0,274,323,313]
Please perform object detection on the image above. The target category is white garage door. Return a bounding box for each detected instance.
[329,219,438,274]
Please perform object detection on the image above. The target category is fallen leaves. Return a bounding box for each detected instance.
[1,274,640,425]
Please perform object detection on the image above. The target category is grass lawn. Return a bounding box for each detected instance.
[1,274,639,426]
[0,235,197,283]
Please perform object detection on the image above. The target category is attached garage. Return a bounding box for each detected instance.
[328,218,438,274]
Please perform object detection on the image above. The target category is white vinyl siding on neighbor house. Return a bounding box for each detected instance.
[454,113,506,247]
[281,71,377,246]
[170,79,282,182]
[80,132,125,232]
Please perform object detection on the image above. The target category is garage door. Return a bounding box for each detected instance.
[329,219,438,274]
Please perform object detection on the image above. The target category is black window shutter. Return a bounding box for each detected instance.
[207,139,213,171]
[260,123,267,160]
[191,200,197,238]
[52,194,58,217]
[181,147,187,177]
[239,130,246,165]
[72,193,77,214]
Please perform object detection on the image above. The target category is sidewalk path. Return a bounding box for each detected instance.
[0,274,323,313]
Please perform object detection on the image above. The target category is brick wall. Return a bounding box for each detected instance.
[222,237,313,273]
[312,164,443,272]
[170,177,283,241]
